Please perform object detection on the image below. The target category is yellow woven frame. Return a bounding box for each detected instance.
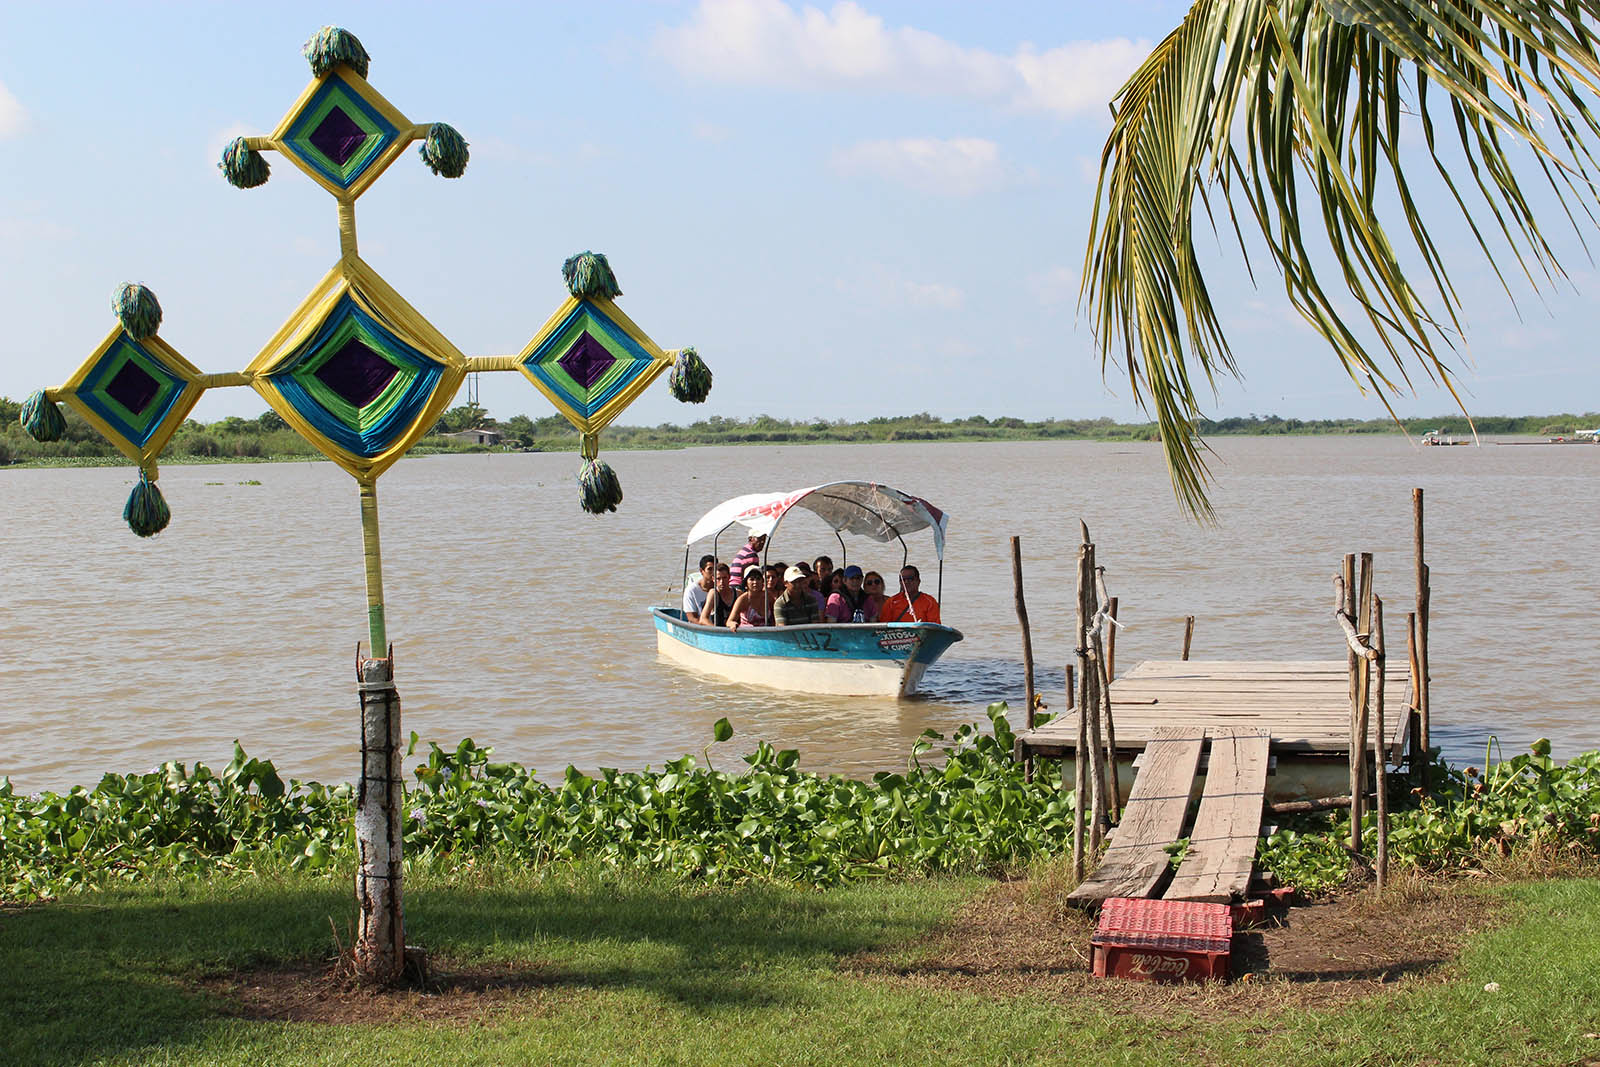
[58,327,206,470]
[247,255,466,480]
[514,293,675,438]
[267,70,418,201]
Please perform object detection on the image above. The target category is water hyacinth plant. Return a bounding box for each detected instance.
[4,712,1598,902]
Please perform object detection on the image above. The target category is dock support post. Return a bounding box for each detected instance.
[1373,595,1389,891]
[1343,554,1360,853]
[1072,535,1090,879]
[1011,536,1035,782]
[1181,616,1194,660]
[1413,488,1430,790]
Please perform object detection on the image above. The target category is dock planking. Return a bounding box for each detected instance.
[1067,727,1203,904]
[1017,659,1409,759]
[1165,728,1271,903]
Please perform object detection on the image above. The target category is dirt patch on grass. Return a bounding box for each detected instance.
[844,872,1507,1018]
[198,959,570,1025]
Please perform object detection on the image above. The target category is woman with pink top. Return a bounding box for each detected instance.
[823,569,852,622]
[727,567,773,629]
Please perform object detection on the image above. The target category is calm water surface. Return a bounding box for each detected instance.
[2,437,1596,791]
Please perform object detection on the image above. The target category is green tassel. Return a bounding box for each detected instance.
[669,347,713,403]
[419,123,469,178]
[219,137,270,188]
[20,390,66,442]
[112,283,162,340]
[578,459,623,515]
[124,471,171,538]
[303,26,370,79]
[562,251,622,300]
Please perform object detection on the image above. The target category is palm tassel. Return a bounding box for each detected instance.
[419,123,469,178]
[303,26,370,79]
[112,283,162,340]
[20,390,66,442]
[124,470,171,538]
[669,347,713,403]
[561,251,622,299]
[219,137,270,188]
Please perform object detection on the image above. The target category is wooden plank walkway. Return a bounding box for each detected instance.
[1017,659,1410,759]
[1165,729,1271,903]
[1066,727,1203,904]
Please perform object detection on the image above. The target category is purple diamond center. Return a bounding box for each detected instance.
[316,339,398,408]
[308,106,368,167]
[106,359,161,415]
[558,333,615,390]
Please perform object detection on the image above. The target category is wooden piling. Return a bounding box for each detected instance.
[1181,616,1195,660]
[1342,554,1359,852]
[1373,595,1389,891]
[1072,532,1090,879]
[1415,486,1431,786]
[1083,541,1107,851]
[1354,554,1374,852]
[1011,537,1036,782]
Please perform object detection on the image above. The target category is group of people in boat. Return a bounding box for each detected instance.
[681,532,942,629]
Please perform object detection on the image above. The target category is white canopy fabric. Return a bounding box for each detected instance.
[684,481,949,559]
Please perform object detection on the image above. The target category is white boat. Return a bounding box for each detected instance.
[653,481,964,697]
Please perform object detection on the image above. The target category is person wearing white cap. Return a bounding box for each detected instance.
[773,564,823,626]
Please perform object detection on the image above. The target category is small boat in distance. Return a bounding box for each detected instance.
[652,481,964,697]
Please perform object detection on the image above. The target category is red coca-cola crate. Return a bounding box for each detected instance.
[1091,897,1233,983]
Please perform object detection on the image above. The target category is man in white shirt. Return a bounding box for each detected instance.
[682,555,716,617]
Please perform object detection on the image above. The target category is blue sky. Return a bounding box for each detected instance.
[2,1,1596,427]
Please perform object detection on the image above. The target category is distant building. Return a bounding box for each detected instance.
[440,427,501,446]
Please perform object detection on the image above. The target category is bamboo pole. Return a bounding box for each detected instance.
[1181,616,1195,660]
[1373,595,1389,891]
[1407,611,1423,777]
[353,479,406,983]
[1011,537,1035,783]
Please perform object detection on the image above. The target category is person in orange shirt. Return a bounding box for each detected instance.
[879,565,940,624]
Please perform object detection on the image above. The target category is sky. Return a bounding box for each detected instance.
[2,0,1597,429]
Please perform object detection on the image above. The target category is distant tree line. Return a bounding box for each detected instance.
[1,396,1595,467]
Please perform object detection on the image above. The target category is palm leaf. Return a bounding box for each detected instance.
[1083,0,1600,516]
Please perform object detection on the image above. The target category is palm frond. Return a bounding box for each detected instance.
[1083,0,1600,516]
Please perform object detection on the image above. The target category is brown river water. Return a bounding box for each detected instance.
[2,437,1596,792]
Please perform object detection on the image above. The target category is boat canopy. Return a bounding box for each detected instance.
[685,481,949,560]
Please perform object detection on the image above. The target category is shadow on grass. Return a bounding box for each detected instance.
[0,871,953,1063]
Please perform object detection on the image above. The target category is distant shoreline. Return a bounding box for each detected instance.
[3,402,1596,469]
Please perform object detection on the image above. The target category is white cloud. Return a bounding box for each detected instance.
[832,136,1003,196]
[654,0,1146,118]
[0,80,28,138]
[1027,265,1078,307]
[833,262,964,310]
[691,119,732,142]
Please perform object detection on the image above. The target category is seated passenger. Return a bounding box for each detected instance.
[774,565,822,625]
[682,554,715,619]
[696,563,738,626]
[879,565,940,624]
[813,555,834,592]
[728,567,773,629]
[796,561,827,613]
[859,570,886,622]
[823,569,852,622]
[837,565,870,622]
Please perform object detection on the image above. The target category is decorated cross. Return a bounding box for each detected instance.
[16,27,713,983]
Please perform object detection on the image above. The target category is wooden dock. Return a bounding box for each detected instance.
[1017,659,1410,760]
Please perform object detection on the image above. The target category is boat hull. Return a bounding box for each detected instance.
[652,608,963,697]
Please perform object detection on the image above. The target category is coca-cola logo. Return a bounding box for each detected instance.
[1127,953,1191,978]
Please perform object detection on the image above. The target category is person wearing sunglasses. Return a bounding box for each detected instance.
[879,564,940,624]
[858,570,886,623]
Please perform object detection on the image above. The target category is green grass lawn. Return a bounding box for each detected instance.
[3,866,1597,1066]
